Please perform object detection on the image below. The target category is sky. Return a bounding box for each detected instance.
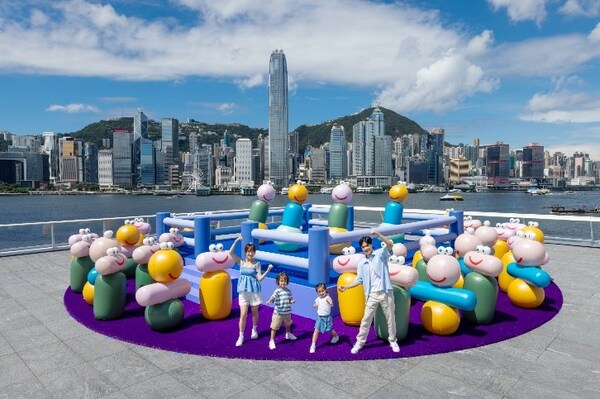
[1,0,600,160]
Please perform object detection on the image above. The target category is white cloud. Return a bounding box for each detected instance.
[217,102,236,114]
[487,0,547,26]
[559,0,600,17]
[45,103,99,113]
[375,52,498,113]
[1,0,599,120]
[520,90,600,123]
[589,22,600,41]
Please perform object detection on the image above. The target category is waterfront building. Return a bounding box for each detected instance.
[427,128,445,186]
[235,138,253,186]
[83,142,98,184]
[195,144,213,187]
[289,131,300,181]
[161,118,179,185]
[522,143,544,181]
[112,129,133,187]
[406,159,428,184]
[215,165,232,189]
[449,157,471,184]
[42,132,59,185]
[310,147,327,183]
[374,135,393,177]
[139,138,156,186]
[486,142,510,186]
[59,137,79,184]
[352,108,389,176]
[329,125,347,180]
[98,149,113,189]
[132,110,148,186]
[268,49,289,188]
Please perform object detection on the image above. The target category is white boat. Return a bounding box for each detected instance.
[319,187,334,194]
[280,187,289,195]
[240,187,257,196]
[440,194,464,201]
[527,187,550,195]
[356,186,384,194]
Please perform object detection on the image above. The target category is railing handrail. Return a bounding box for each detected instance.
[1,206,599,257]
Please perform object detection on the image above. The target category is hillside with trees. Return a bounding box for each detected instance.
[68,107,427,151]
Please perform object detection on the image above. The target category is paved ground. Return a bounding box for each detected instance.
[1,245,599,399]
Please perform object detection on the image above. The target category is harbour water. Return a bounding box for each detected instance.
[1,190,599,250]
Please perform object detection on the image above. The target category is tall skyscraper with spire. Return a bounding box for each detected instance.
[268,49,289,187]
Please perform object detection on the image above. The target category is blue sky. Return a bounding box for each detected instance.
[1,0,600,159]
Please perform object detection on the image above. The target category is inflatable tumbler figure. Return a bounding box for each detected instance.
[274,180,308,252]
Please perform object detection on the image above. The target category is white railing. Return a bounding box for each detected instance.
[1,206,598,257]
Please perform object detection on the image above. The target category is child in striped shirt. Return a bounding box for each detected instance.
[266,272,296,350]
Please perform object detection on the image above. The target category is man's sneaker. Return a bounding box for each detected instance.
[285,332,297,340]
[269,340,276,350]
[390,341,400,353]
[250,329,258,339]
[330,335,339,344]
[351,343,363,354]
[309,344,316,354]
[235,336,244,347]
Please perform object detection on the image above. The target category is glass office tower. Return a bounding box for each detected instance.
[268,49,289,188]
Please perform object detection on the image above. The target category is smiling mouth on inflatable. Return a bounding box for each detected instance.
[294,196,304,203]
[168,273,177,280]
[468,256,483,265]
[334,195,347,201]
[429,275,446,283]
[338,258,350,266]
[213,256,228,264]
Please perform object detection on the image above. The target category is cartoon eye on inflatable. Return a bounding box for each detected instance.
[389,255,399,264]
[528,221,539,227]
[82,234,93,242]
[143,236,156,245]
[464,215,472,222]
[208,243,217,252]
[342,246,355,255]
[215,243,224,251]
[445,247,454,256]
[83,228,91,234]
[169,227,178,234]
[525,231,536,240]
[398,180,407,186]
[496,222,502,228]
[107,247,119,256]
[516,230,526,238]
[483,220,491,227]
[476,245,491,255]
[437,246,446,254]
[104,230,114,238]
[135,217,143,223]
[79,228,86,234]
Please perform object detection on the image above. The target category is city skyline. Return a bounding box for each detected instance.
[1,1,599,160]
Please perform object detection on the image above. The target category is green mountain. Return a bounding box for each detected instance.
[68,107,427,151]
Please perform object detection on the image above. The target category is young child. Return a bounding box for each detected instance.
[266,272,296,350]
[310,283,339,353]
[229,236,273,347]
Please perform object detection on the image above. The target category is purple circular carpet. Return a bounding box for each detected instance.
[64,280,562,361]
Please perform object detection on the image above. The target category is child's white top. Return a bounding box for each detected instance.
[315,295,332,317]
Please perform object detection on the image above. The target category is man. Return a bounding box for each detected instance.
[339,229,400,354]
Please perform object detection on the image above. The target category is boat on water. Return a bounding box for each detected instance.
[240,187,257,196]
[319,187,334,194]
[356,186,384,194]
[527,187,551,195]
[440,194,464,201]
[280,187,289,195]
[550,205,600,214]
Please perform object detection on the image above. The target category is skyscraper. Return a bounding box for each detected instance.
[268,49,289,187]
[329,125,347,180]
[132,110,148,186]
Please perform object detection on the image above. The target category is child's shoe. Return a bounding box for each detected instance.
[285,332,297,340]
[235,335,244,347]
[309,344,316,353]
[250,328,258,339]
[269,340,276,350]
[330,335,339,344]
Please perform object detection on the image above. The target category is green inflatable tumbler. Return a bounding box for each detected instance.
[374,284,411,341]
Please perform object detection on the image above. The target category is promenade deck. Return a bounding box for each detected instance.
[1,244,599,398]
